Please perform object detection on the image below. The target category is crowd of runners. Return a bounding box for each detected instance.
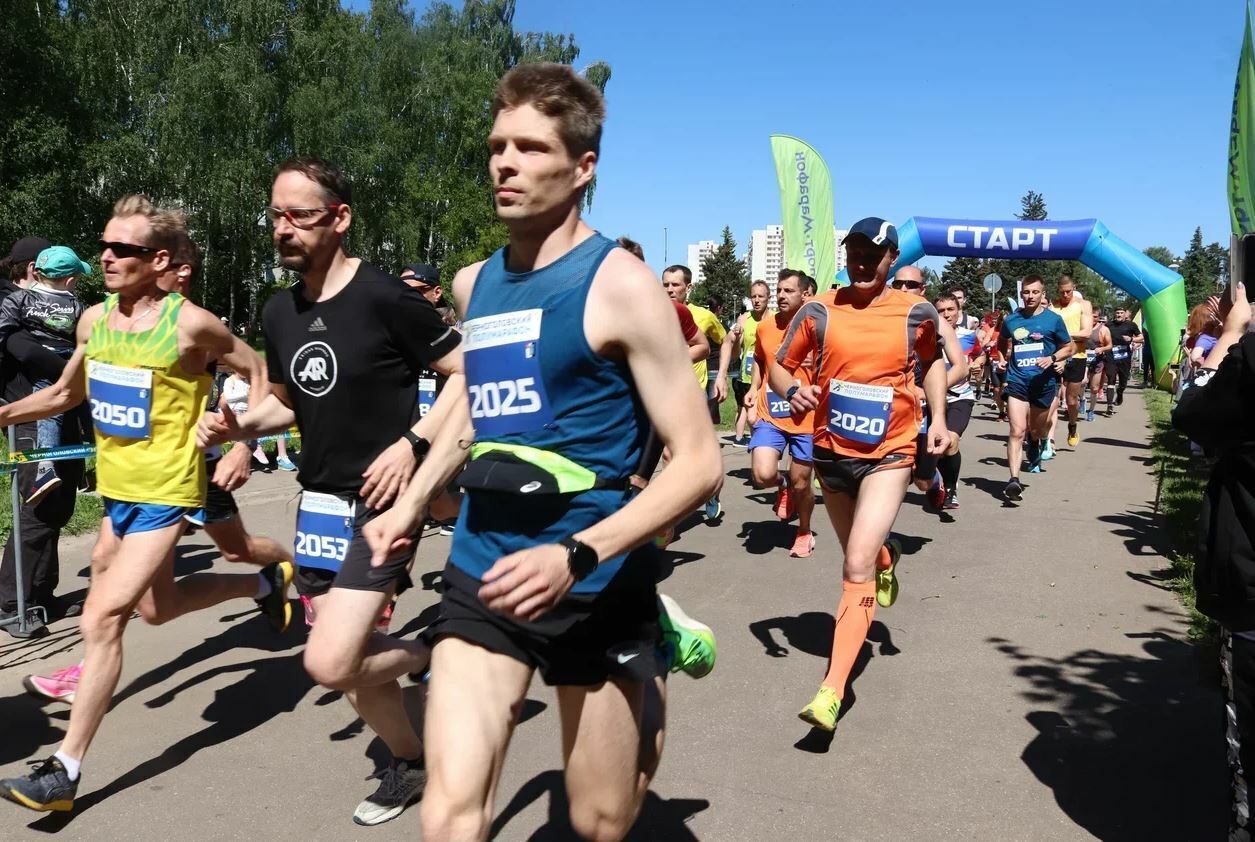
[0,62,1147,837]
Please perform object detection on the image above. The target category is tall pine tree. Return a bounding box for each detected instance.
[1179,228,1225,309]
[693,227,749,319]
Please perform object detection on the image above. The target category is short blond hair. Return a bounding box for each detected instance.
[112,194,188,255]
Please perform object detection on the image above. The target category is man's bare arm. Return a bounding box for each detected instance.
[0,305,100,427]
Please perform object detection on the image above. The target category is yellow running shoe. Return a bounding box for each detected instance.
[798,685,841,732]
[875,538,902,608]
[1067,431,1080,447]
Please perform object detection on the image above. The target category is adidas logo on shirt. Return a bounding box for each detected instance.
[308,317,327,332]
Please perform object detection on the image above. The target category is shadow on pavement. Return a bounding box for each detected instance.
[1083,436,1150,451]
[0,624,84,671]
[990,631,1226,840]
[171,542,222,576]
[738,519,797,555]
[657,550,703,583]
[30,652,315,832]
[109,609,305,710]
[488,769,709,841]
[1097,506,1171,559]
[0,693,63,766]
[962,474,1018,506]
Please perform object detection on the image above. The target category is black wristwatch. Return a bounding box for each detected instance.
[785,384,800,401]
[559,537,599,582]
[403,430,431,458]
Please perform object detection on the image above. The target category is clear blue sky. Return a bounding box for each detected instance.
[394,0,1243,274]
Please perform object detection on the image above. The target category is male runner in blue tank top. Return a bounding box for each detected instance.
[365,63,722,841]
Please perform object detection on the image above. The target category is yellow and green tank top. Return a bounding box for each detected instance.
[1058,299,1087,359]
[739,312,761,381]
[85,292,210,507]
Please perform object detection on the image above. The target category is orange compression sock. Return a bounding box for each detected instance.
[821,579,877,696]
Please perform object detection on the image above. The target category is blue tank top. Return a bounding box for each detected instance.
[449,233,650,593]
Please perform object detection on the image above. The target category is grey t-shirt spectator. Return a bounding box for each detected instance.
[0,283,84,354]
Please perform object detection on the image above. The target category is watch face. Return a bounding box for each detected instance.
[566,540,598,580]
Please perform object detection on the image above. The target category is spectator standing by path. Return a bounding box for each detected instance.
[1172,284,1255,842]
[0,246,89,504]
[0,237,86,637]
[222,368,295,471]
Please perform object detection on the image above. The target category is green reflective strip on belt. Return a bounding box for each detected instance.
[468,442,599,494]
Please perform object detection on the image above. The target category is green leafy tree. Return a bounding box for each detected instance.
[692,227,748,319]
[0,0,609,338]
[939,256,991,312]
[1143,246,1178,268]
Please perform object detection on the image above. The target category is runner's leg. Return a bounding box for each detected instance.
[560,676,662,841]
[818,467,910,693]
[60,522,185,761]
[1006,396,1029,479]
[750,445,782,489]
[204,515,292,567]
[421,637,534,842]
[303,588,429,759]
[789,458,814,535]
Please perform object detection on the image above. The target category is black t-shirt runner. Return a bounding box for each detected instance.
[1108,320,1141,359]
[263,261,460,496]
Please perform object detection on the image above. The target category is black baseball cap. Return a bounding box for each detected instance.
[842,218,898,250]
[6,236,52,266]
[401,263,439,286]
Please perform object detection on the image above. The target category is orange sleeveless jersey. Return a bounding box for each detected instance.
[753,313,813,435]
[777,287,942,459]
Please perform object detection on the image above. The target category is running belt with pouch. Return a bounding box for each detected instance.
[457,442,631,496]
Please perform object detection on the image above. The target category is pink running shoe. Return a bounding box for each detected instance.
[24,662,82,704]
[376,598,396,632]
[788,530,816,558]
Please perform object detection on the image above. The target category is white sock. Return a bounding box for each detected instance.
[54,751,80,781]
[255,572,273,600]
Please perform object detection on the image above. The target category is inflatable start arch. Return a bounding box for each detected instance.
[836,217,1187,387]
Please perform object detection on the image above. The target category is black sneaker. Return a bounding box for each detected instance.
[255,561,294,632]
[352,758,425,826]
[942,488,960,510]
[1,756,78,812]
[1003,478,1023,502]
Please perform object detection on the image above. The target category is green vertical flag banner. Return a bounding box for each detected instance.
[770,135,837,291]
[1230,3,1255,236]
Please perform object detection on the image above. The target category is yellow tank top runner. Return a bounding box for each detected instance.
[86,293,210,507]
[1058,299,1086,359]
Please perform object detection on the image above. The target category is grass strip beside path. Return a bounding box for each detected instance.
[1144,389,1215,640]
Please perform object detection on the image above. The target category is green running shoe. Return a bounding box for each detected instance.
[798,685,841,732]
[658,594,716,679]
[875,538,902,608]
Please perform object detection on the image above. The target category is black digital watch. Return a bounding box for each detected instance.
[559,537,599,581]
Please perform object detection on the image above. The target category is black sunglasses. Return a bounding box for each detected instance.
[100,240,159,259]
[893,281,925,290]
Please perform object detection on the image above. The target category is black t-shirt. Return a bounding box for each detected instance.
[263,261,460,496]
[1109,320,1141,354]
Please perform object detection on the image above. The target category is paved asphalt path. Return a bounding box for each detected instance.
[0,387,1227,840]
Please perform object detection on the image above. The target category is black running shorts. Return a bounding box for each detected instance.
[1062,358,1087,384]
[295,499,418,598]
[812,446,911,497]
[423,558,663,687]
